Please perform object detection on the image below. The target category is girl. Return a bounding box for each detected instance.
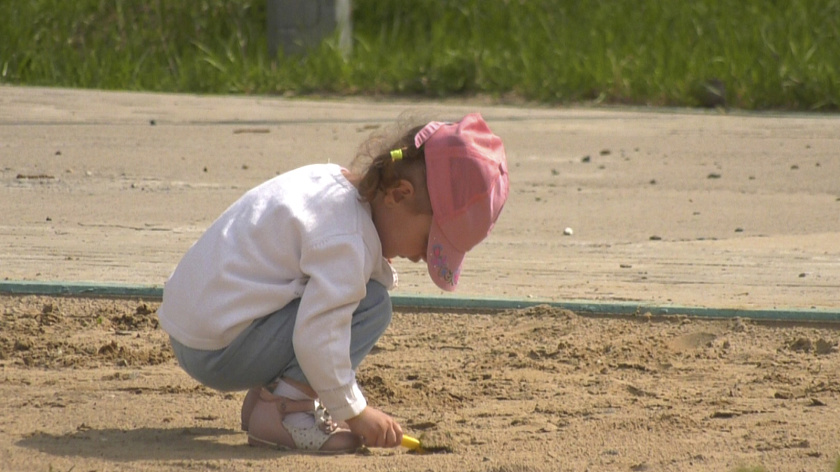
[158,112,509,453]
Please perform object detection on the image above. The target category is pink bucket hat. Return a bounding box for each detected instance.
[415,113,509,291]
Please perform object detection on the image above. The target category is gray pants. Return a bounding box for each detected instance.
[169,281,392,392]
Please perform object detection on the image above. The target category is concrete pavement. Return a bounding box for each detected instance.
[2,85,839,311]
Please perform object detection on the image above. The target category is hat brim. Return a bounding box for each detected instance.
[426,219,466,292]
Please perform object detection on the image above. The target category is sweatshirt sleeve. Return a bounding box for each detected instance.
[293,234,370,422]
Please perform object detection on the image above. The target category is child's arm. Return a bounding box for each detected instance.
[293,235,375,421]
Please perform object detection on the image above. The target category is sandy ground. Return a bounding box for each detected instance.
[1,295,839,472]
[1,86,840,471]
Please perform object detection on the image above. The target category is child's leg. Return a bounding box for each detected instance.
[170,280,390,452]
[281,280,392,386]
[170,280,392,392]
[169,297,300,392]
[253,280,390,451]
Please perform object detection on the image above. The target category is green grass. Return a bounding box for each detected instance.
[1,0,838,110]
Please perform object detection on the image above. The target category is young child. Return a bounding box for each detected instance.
[157,112,509,453]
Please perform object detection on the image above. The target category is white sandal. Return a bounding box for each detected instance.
[243,387,361,454]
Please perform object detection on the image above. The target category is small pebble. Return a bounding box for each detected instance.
[563,227,573,236]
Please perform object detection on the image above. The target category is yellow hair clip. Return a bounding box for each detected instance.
[390,148,404,161]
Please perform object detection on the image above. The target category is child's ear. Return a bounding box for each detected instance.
[388,179,415,205]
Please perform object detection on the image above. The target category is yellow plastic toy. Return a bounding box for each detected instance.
[401,435,422,451]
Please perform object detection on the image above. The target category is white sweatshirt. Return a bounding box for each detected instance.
[158,163,396,421]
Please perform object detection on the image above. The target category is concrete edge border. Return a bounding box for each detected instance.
[1,280,838,322]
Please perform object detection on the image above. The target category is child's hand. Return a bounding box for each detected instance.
[345,406,403,448]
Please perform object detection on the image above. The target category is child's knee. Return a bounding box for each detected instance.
[365,280,391,308]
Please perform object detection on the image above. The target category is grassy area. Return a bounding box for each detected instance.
[1,0,838,110]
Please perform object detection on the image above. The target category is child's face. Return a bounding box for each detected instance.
[380,205,433,263]
[374,181,433,263]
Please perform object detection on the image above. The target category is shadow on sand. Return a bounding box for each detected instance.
[17,425,287,462]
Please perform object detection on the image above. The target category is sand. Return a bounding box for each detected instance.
[2,295,839,471]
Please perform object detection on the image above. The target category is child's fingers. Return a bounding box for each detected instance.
[347,406,403,447]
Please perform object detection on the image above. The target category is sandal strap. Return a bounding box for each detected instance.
[257,388,317,416]
[313,401,339,434]
[283,400,340,449]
